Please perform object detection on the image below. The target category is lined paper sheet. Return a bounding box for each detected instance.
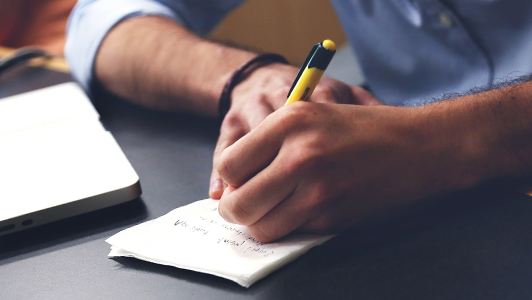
[106,199,334,287]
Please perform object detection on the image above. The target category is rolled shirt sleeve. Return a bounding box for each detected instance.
[65,0,244,93]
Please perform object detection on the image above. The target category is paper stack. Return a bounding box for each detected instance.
[107,199,334,287]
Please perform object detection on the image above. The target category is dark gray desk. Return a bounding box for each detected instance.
[1,65,532,300]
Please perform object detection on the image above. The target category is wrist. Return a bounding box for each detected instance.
[230,62,298,109]
[218,53,288,119]
[417,82,532,191]
[415,100,493,191]
[165,38,258,117]
[479,82,532,179]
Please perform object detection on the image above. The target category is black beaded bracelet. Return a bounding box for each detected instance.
[218,53,288,119]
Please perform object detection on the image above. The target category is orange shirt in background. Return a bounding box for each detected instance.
[0,0,77,56]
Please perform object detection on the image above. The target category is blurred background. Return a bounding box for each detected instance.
[210,0,365,86]
[0,0,364,85]
[0,0,75,56]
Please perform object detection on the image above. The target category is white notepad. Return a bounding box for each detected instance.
[106,199,334,287]
[0,83,140,235]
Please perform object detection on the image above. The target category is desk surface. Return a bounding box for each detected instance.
[1,64,532,300]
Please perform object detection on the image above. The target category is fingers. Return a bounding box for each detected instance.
[216,103,354,242]
[218,154,317,242]
[220,172,323,243]
[218,157,297,226]
[247,187,319,243]
[209,173,226,199]
[216,111,287,187]
[210,100,275,198]
[209,115,248,199]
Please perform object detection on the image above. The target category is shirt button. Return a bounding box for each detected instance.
[438,12,453,28]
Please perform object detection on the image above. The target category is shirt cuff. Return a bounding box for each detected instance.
[65,0,183,94]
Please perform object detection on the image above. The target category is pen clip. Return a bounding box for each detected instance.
[287,43,319,98]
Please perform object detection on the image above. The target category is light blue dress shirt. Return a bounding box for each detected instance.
[66,0,532,106]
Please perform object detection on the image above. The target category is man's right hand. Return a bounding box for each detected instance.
[209,62,381,198]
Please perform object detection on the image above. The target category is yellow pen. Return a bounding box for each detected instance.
[285,39,336,105]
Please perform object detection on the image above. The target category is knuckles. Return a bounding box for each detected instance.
[219,194,256,226]
[216,154,233,183]
[313,84,340,104]
[280,135,335,178]
[309,181,336,207]
[275,102,322,131]
[248,225,276,243]
[216,149,245,187]
[221,110,245,131]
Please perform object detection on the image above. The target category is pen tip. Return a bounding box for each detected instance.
[322,39,336,51]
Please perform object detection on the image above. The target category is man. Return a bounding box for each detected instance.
[66,0,532,242]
